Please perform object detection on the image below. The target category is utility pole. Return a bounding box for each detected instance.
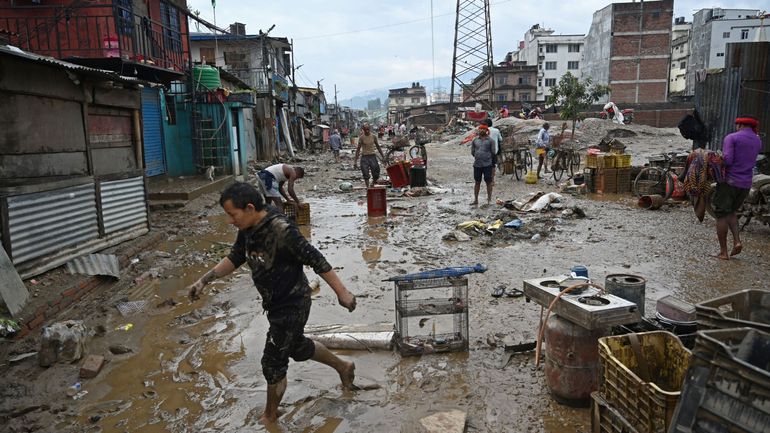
[449,0,494,109]
[334,84,339,130]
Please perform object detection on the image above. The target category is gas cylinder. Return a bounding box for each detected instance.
[544,314,608,407]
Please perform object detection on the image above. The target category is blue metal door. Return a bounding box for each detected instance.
[141,87,166,176]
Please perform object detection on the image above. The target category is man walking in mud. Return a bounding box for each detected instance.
[354,123,386,187]
[187,182,357,424]
[712,115,762,260]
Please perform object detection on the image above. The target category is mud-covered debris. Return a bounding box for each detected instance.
[156,298,178,308]
[108,344,132,355]
[442,230,471,242]
[420,409,467,433]
[39,320,87,367]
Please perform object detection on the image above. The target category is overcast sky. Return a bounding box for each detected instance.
[186,0,763,99]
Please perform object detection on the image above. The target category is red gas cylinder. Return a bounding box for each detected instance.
[544,315,608,407]
[668,173,686,200]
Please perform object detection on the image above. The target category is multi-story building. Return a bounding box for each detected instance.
[514,24,585,101]
[686,8,765,95]
[670,17,692,95]
[466,62,537,103]
[583,0,674,103]
[190,22,292,95]
[388,82,427,123]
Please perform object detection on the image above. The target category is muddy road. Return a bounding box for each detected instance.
[3,126,770,433]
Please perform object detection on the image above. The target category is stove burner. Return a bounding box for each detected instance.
[541,280,560,288]
[578,296,611,306]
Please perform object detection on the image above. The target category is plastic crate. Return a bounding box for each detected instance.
[284,202,310,225]
[591,392,640,433]
[615,154,632,168]
[695,289,770,333]
[584,168,596,193]
[587,153,599,169]
[598,331,691,433]
[616,168,632,194]
[669,328,770,433]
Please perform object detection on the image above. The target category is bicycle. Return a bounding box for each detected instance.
[549,143,582,181]
[632,152,686,200]
[512,146,534,180]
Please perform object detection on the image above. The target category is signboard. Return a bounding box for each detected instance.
[272,74,289,102]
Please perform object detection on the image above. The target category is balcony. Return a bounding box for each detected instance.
[0,4,188,81]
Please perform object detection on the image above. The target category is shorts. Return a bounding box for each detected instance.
[536,148,546,156]
[474,165,494,183]
[261,297,315,384]
[712,183,749,219]
[360,154,380,180]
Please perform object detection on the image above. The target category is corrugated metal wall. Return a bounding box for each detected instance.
[142,87,167,176]
[695,68,742,151]
[7,183,99,264]
[727,42,770,152]
[100,176,148,234]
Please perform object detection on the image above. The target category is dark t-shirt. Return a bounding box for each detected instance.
[227,211,332,311]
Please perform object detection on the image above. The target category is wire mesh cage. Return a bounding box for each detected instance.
[394,276,469,356]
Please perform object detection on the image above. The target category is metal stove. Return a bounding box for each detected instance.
[523,275,641,330]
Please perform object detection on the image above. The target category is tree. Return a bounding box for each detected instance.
[546,72,610,138]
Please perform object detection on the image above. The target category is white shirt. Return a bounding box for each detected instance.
[488,126,501,154]
[266,163,288,183]
[536,128,550,148]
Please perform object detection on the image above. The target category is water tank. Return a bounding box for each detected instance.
[193,64,221,91]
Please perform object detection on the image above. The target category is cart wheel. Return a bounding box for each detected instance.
[569,152,581,176]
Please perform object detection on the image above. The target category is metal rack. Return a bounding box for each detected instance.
[394,276,469,356]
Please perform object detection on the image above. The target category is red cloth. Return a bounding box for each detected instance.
[466,111,488,121]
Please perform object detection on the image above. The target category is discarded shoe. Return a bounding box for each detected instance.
[504,288,524,298]
[491,286,505,298]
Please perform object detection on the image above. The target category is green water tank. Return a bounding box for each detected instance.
[193,64,221,90]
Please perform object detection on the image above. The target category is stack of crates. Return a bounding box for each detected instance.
[593,331,692,433]
[584,168,596,193]
[597,168,618,193]
[669,328,770,433]
[616,168,632,194]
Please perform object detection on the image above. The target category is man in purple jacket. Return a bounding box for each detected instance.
[713,116,762,260]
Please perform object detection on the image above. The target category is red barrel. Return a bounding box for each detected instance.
[544,314,608,407]
[367,187,387,217]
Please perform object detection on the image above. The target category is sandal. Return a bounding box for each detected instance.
[504,288,524,298]
[491,286,505,298]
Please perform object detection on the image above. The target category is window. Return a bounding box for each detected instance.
[722,32,730,38]
[539,46,543,53]
[545,44,557,53]
[545,78,556,87]
[680,61,686,69]
[495,75,507,85]
[537,79,542,87]
[520,93,530,101]
[567,61,579,70]
[545,61,557,70]
[518,75,530,85]
[115,0,134,36]
[716,52,724,57]
[568,44,580,53]
[200,47,215,65]
[741,29,749,40]
[160,1,182,54]
[397,98,404,104]
[497,94,506,101]
[411,97,419,103]
[538,63,543,70]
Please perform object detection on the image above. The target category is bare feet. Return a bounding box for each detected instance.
[730,243,743,256]
[713,253,730,260]
[339,361,356,389]
[470,201,478,206]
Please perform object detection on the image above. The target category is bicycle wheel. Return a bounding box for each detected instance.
[408,145,427,166]
[514,152,524,180]
[552,153,566,181]
[525,151,533,172]
[633,167,674,199]
[569,152,581,177]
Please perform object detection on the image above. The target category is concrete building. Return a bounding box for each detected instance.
[388,83,427,123]
[583,0,674,103]
[670,17,692,95]
[514,24,585,100]
[466,62,538,103]
[686,8,766,95]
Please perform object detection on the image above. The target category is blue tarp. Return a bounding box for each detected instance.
[385,264,487,282]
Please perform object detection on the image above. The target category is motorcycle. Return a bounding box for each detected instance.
[517,104,544,120]
[599,102,634,124]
